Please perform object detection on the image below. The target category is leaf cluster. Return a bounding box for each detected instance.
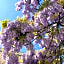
[0,19,10,29]
[38,0,49,11]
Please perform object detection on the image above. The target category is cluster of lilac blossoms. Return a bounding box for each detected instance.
[0,0,64,64]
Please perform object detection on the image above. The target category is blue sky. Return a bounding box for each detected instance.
[0,0,22,21]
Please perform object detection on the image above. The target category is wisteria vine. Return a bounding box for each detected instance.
[0,0,64,64]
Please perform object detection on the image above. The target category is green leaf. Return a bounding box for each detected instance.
[52,59,61,64]
[16,16,29,24]
[38,0,49,11]
[57,0,64,5]
[40,60,49,64]
[44,60,49,64]
[0,19,10,29]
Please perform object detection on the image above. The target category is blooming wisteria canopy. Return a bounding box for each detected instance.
[0,0,64,64]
